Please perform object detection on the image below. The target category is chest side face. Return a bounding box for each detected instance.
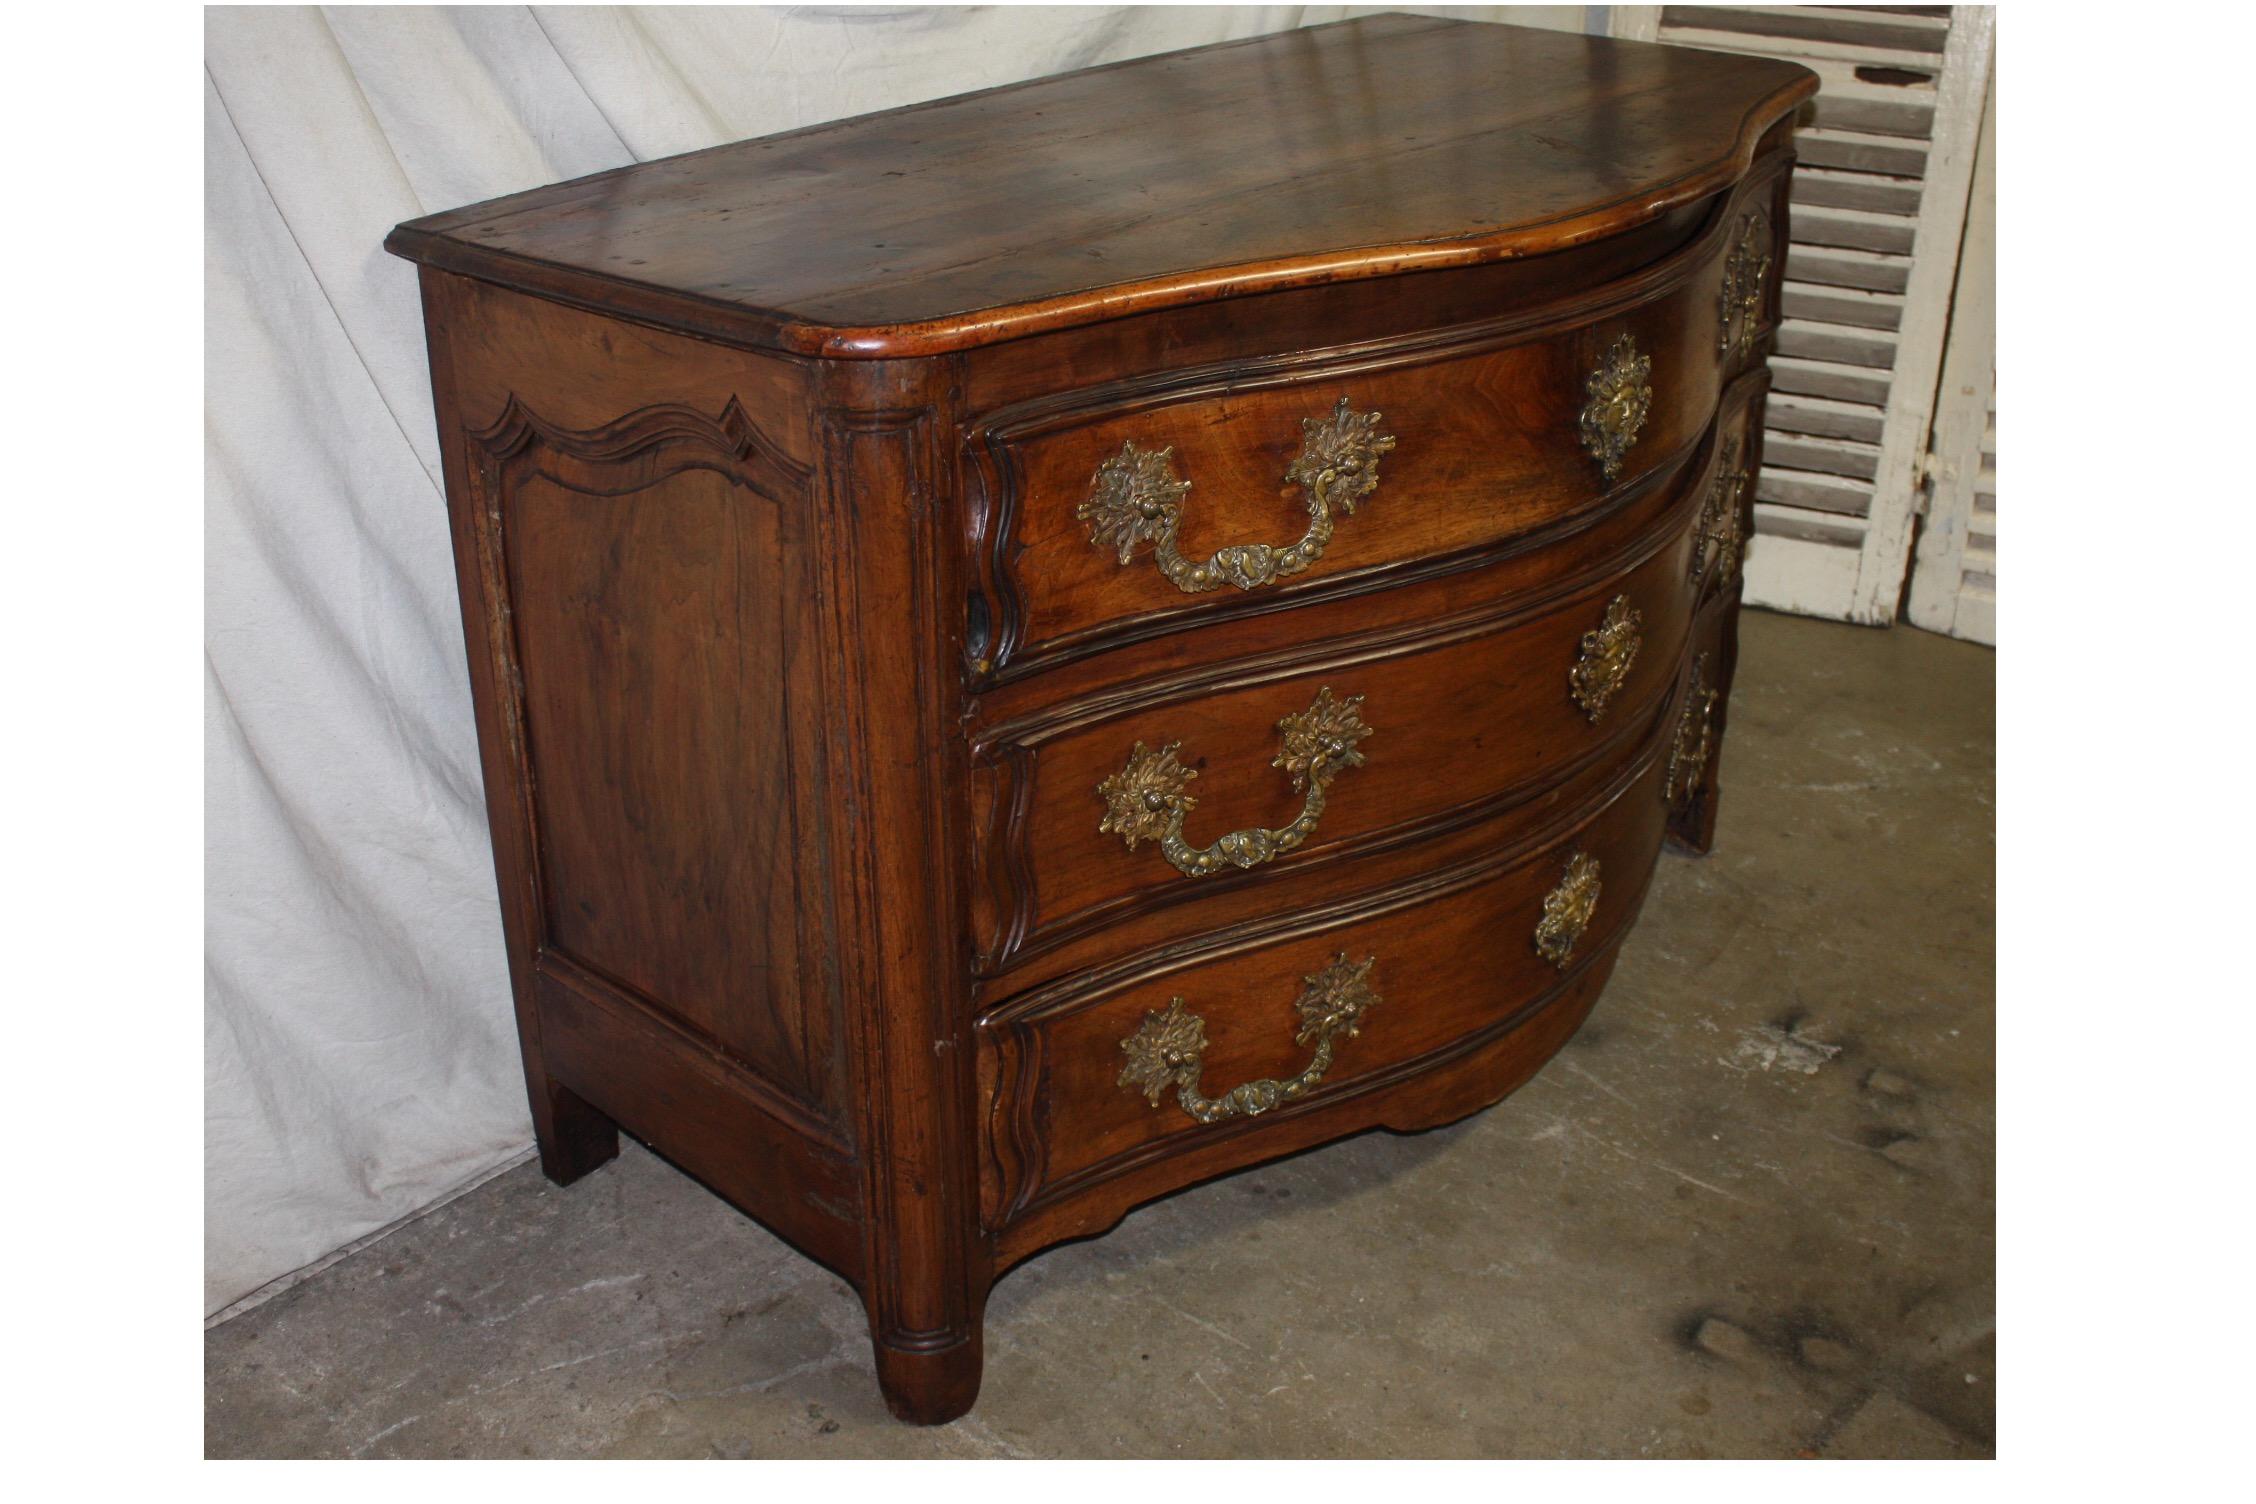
[428,279,850,1133]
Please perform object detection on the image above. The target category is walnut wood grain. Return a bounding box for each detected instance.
[962,155,1789,684]
[391,18,1809,1426]
[384,16,1814,357]
[990,499,1698,966]
[968,371,1770,986]
[990,910,1638,1271]
[974,204,1727,674]
[983,744,1673,1230]
[479,395,838,1118]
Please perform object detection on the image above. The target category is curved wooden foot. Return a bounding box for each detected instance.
[871,1327,983,1425]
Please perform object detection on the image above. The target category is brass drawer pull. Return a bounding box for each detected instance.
[1077,397,1397,594]
[1569,593,1643,723]
[1534,852,1602,969]
[1579,333,1653,482]
[1119,954,1380,1124]
[1097,687,1372,878]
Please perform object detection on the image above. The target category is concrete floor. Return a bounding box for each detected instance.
[205,610,1995,1459]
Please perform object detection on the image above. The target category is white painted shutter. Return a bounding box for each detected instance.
[1607,5,1996,623]
[1907,61,1995,645]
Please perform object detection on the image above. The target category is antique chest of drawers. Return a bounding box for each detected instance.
[387,15,1815,1424]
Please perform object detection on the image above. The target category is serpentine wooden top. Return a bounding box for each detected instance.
[385,14,1815,358]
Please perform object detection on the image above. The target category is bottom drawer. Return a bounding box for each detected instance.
[980,744,1671,1233]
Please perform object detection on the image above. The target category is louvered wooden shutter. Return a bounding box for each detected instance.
[1608,5,1996,624]
[1907,61,1996,645]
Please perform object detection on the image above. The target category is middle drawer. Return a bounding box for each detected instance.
[970,499,1701,974]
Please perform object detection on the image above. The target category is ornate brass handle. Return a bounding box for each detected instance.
[1118,954,1380,1124]
[1077,397,1397,594]
[1096,687,1373,878]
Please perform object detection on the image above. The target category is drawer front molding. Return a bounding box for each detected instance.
[1079,398,1397,594]
[1117,954,1380,1124]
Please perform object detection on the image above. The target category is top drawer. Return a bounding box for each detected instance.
[962,175,1781,685]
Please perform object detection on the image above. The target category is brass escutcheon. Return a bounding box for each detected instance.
[1717,212,1773,361]
[1667,653,1721,809]
[1534,852,1602,969]
[1692,438,1749,588]
[1569,594,1643,724]
[1579,333,1653,483]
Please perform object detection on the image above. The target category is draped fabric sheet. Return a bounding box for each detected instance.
[203,3,1572,1315]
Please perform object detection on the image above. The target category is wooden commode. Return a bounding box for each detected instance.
[387,15,1816,1423]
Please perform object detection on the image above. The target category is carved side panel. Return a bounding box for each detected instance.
[466,398,844,1125]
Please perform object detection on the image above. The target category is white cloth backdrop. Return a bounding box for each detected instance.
[203,3,1580,1315]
